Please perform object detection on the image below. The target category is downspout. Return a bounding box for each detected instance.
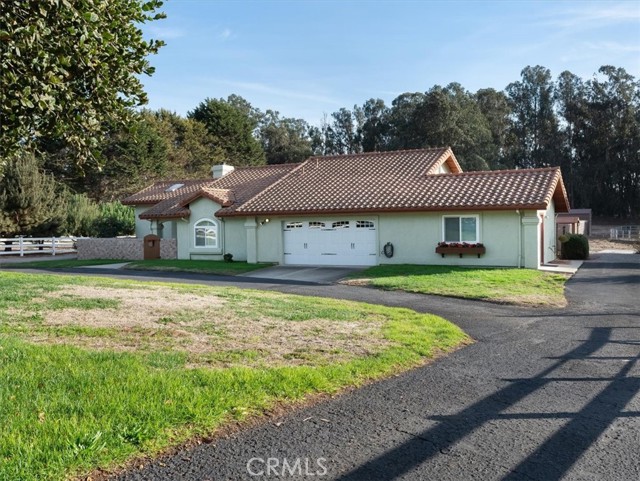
[516,210,522,268]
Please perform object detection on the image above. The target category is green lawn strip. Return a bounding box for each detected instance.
[349,264,568,306]
[125,259,274,275]
[0,259,125,269]
[0,271,468,480]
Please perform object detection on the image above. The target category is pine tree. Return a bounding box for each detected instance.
[0,153,67,236]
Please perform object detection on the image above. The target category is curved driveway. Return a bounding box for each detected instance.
[53,254,640,480]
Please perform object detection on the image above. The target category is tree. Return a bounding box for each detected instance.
[554,71,586,205]
[328,108,361,155]
[387,92,427,150]
[356,98,390,152]
[505,66,560,169]
[413,84,493,170]
[0,152,67,236]
[189,96,266,166]
[259,111,313,164]
[0,0,165,161]
[476,88,512,168]
[574,67,640,216]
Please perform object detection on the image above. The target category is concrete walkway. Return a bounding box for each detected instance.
[241,265,364,284]
[98,253,640,481]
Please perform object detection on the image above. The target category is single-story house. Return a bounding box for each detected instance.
[122,147,570,269]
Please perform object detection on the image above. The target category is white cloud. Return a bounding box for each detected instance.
[219,28,233,40]
[214,79,343,106]
[540,2,640,29]
[583,40,640,53]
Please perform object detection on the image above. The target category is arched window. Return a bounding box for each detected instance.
[194,219,218,248]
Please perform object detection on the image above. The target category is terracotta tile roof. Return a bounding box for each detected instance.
[214,164,298,214]
[224,158,569,216]
[124,147,569,220]
[123,164,297,220]
[122,180,213,205]
[138,187,234,220]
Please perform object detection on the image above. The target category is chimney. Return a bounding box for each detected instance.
[212,163,235,179]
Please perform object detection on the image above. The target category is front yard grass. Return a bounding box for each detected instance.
[0,258,123,269]
[0,271,468,480]
[1,258,273,276]
[125,259,273,275]
[347,264,568,307]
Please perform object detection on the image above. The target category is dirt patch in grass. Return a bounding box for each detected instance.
[588,238,638,253]
[17,285,391,367]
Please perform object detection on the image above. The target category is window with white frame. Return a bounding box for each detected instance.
[194,219,218,248]
[443,215,479,243]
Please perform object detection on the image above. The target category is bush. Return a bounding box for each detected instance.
[92,202,135,237]
[65,194,100,236]
[560,234,589,260]
[223,253,233,263]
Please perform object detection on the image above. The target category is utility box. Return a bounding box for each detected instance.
[143,234,161,260]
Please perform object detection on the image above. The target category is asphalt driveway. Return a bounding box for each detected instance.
[20,254,640,480]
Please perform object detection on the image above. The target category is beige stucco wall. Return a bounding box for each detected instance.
[223,218,248,261]
[376,211,524,267]
[176,197,223,260]
[133,207,176,240]
[248,211,531,268]
[157,202,556,268]
[134,207,153,238]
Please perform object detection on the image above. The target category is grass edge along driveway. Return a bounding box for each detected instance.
[1,259,272,276]
[346,264,569,307]
[0,271,468,480]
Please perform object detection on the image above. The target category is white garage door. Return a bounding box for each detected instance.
[283,219,377,266]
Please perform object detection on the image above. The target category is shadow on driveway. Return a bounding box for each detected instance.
[339,325,640,481]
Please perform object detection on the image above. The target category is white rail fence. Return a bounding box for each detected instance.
[0,236,78,257]
[609,226,639,240]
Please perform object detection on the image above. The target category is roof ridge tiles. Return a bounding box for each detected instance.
[427,166,561,177]
[307,146,450,161]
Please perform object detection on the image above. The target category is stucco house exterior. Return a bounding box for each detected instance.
[122,147,570,269]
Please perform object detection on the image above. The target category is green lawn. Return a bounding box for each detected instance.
[1,258,272,276]
[0,271,468,480]
[0,258,123,269]
[347,264,568,307]
[126,259,273,275]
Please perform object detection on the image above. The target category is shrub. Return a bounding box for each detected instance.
[92,202,135,237]
[560,234,589,260]
[65,194,100,236]
[223,253,233,263]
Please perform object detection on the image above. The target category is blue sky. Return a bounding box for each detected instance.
[141,0,640,124]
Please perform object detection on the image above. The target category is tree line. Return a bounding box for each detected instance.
[49,64,636,218]
[1,1,638,237]
[2,64,638,238]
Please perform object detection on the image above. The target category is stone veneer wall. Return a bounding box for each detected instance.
[160,239,177,259]
[77,238,177,260]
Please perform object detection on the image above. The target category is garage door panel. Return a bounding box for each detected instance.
[283,219,377,266]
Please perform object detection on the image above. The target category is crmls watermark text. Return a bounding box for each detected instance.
[247,457,328,477]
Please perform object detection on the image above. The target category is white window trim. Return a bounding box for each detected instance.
[194,218,219,248]
[442,214,480,243]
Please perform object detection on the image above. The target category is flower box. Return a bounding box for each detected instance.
[435,244,486,258]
